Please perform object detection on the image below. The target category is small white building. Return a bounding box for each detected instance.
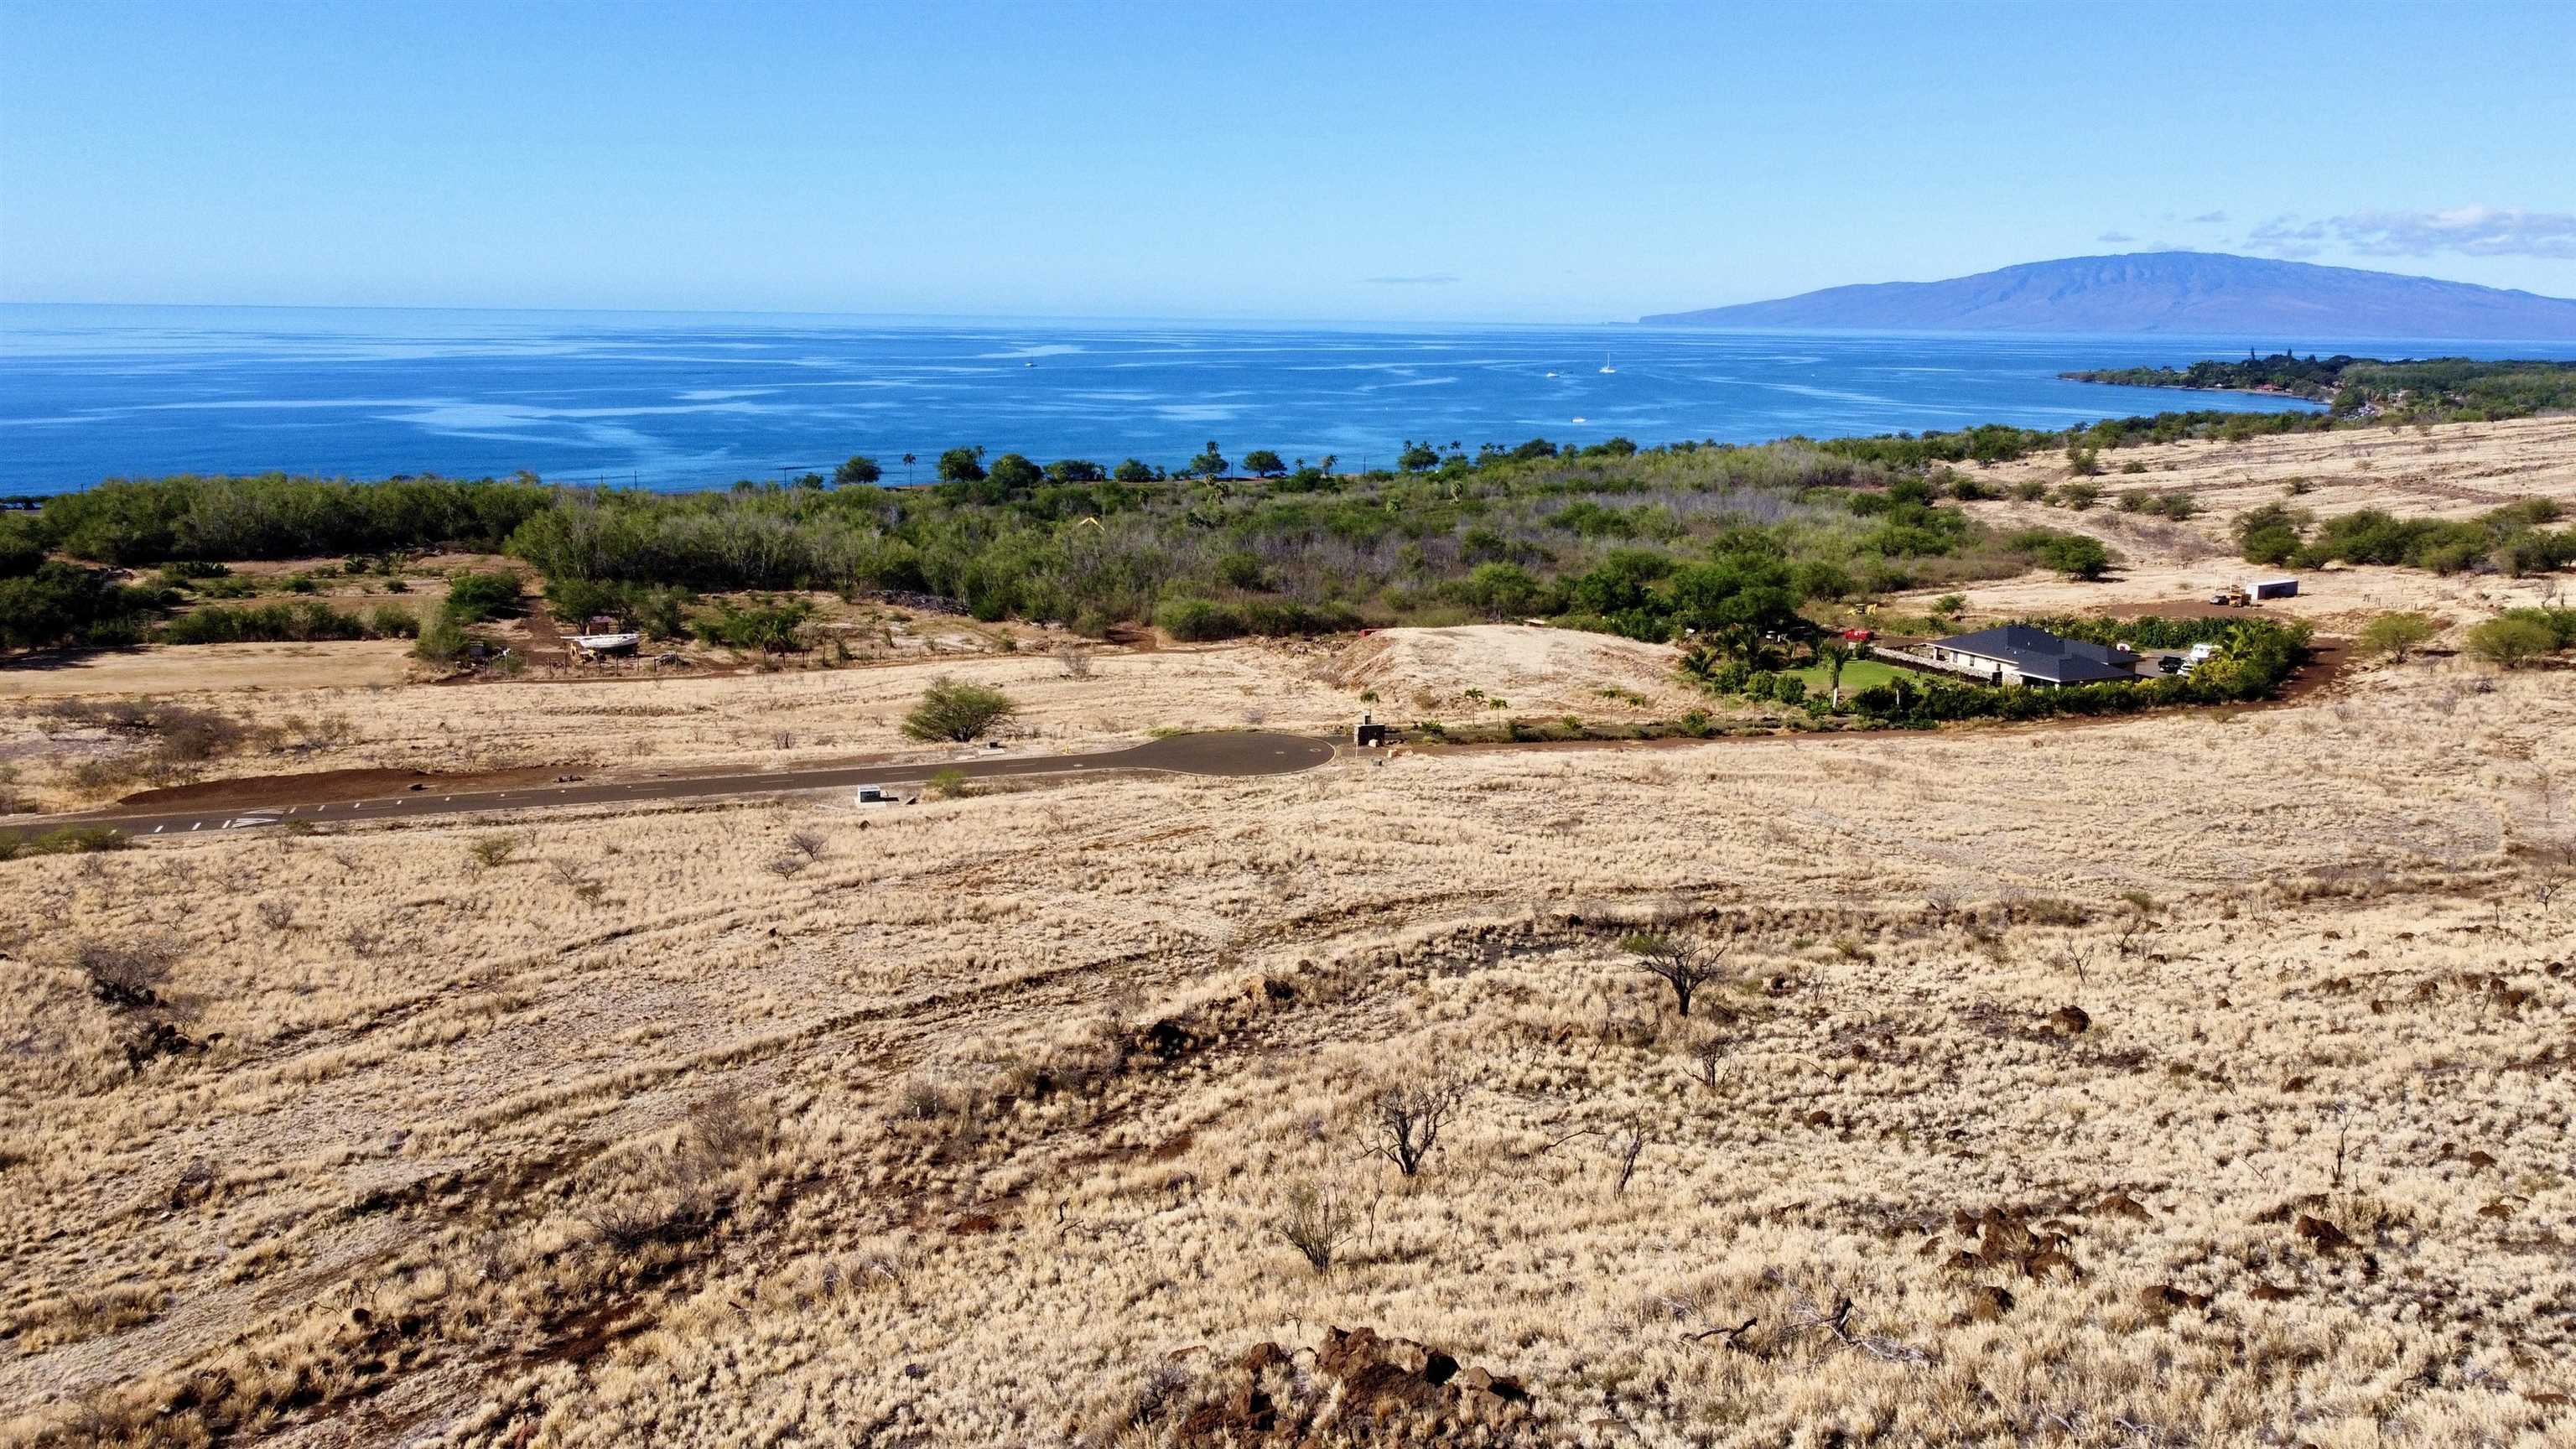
[2249,577,2300,600]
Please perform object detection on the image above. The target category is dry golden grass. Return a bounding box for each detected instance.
[0,636,1359,813]
[0,641,416,701]
[1958,415,2576,556]
[3,637,2570,1446]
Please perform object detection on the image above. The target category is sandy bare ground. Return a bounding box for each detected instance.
[0,638,1361,814]
[2,647,2569,1447]
[0,626,1732,815]
[1323,626,1701,719]
[0,640,416,699]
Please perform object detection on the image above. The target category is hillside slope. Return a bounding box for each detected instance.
[1644,252,2576,339]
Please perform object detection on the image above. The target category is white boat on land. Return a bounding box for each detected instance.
[571,631,641,656]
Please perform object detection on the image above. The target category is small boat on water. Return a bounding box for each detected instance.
[1597,353,1616,374]
[1571,416,1588,423]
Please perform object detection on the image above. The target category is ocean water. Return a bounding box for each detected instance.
[8,304,2559,496]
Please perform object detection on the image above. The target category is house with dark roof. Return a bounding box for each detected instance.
[1908,624,2139,688]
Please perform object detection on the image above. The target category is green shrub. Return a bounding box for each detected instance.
[903,677,1017,742]
[441,570,523,623]
[158,600,370,645]
[2006,528,2114,580]
[415,614,469,663]
[2355,612,2437,662]
[0,825,132,861]
[0,562,169,651]
[2465,615,2558,669]
[0,517,44,578]
[1154,596,1244,642]
[689,598,812,652]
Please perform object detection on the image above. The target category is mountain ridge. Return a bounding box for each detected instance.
[1643,252,2576,340]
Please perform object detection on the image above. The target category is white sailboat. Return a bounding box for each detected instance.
[1597,353,1616,374]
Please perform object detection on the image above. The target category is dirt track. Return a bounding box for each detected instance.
[6,731,1337,841]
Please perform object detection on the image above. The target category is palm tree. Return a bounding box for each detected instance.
[1815,639,1855,707]
[901,453,917,486]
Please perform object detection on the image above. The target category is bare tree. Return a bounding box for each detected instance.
[1058,647,1095,680]
[1623,931,1727,1017]
[787,828,828,861]
[1274,1182,1356,1271]
[1372,1079,1467,1176]
[1685,1023,1732,1089]
[1609,1121,1649,1194]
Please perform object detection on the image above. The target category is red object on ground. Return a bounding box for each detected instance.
[1841,628,1875,641]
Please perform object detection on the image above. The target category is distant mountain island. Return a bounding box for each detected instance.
[1643,252,2576,340]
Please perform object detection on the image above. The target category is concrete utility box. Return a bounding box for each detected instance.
[1353,715,1392,748]
[2249,577,2300,600]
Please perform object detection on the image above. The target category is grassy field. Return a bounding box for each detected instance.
[1789,657,1907,696]
[3,641,2572,1446]
[3,418,2573,1446]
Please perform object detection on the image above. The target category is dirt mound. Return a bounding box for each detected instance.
[1323,626,1696,719]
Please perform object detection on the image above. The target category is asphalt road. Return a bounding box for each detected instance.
[7,731,1337,842]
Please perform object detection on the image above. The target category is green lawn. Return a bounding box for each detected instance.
[1789,658,1904,696]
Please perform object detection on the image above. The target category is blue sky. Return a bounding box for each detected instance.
[3,0,2571,320]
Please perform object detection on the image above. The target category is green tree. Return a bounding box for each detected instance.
[1667,552,1801,660]
[1046,459,1107,483]
[987,453,1044,494]
[1187,440,1229,479]
[834,455,883,487]
[1568,549,1674,618]
[1814,637,1857,706]
[2465,615,2556,669]
[0,517,42,577]
[1112,459,1156,483]
[1463,562,1541,620]
[903,677,1019,741]
[2007,529,2113,580]
[1241,449,1285,477]
[2356,612,2436,662]
[441,569,524,622]
[1397,442,1441,472]
[937,446,987,483]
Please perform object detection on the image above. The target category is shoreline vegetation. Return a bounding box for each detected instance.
[5,359,2570,699]
[2062,351,2576,423]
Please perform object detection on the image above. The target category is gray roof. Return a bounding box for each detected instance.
[1931,624,2137,684]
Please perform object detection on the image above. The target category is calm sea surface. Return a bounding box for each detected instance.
[8,304,2565,495]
